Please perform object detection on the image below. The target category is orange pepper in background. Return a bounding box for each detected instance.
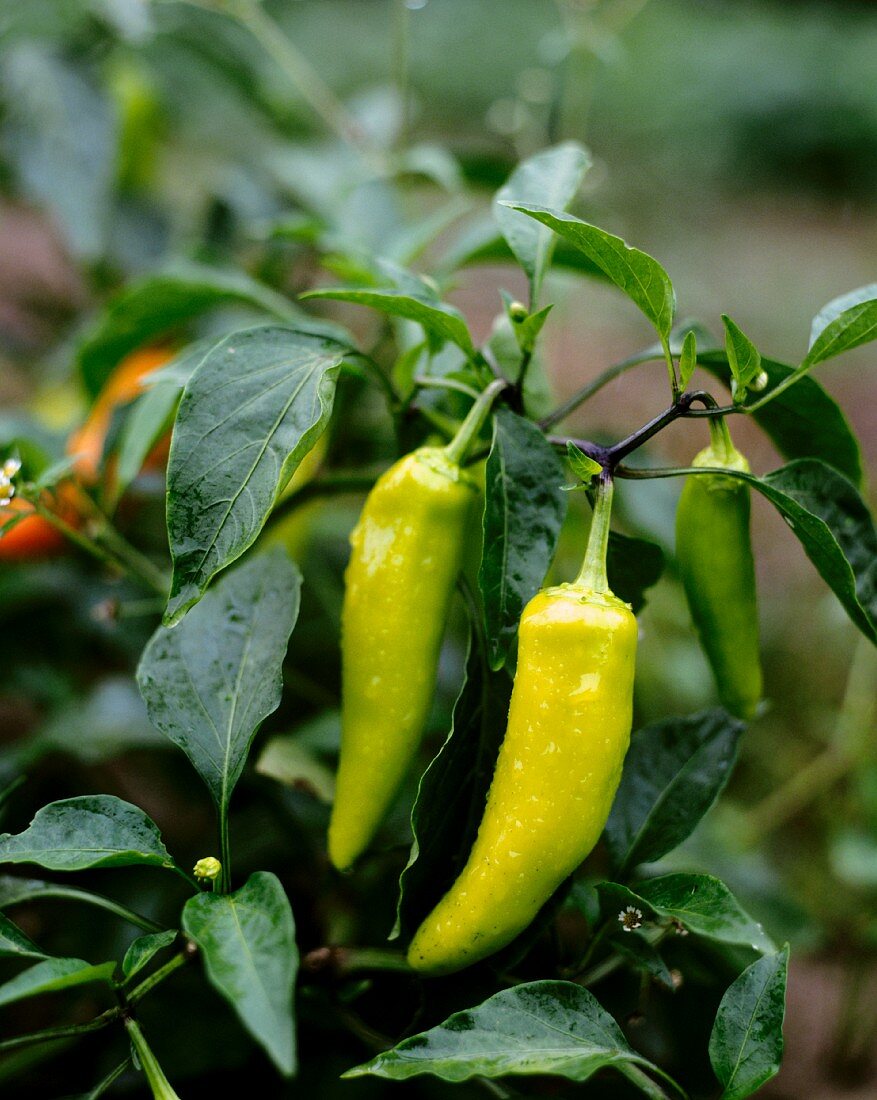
[67,345,174,481]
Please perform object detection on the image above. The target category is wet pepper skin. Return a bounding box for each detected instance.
[329,447,477,871]
[408,583,637,975]
[675,444,762,721]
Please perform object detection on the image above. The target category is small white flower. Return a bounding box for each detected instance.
[0,495,11,508]
[618,905,643,932]
[2,458,21,479]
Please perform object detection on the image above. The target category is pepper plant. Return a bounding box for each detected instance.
[1,5,876,1099]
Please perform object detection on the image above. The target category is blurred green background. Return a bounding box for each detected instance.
[0,1,875,1096]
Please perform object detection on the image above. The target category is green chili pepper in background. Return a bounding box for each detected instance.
[408,474,637,975]
[675,421,762,721]
[329,384,503,871]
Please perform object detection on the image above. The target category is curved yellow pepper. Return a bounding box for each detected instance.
[329,447,477,871]
[408,575,637,974]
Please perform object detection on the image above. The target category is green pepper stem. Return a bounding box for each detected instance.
[443,380,507,466]
[125,1018,181,1100]
[708,414,735,463]
[574,473,614,593]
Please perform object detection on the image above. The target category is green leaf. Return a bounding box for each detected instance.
[138,550,301,813]
[111,380,179,503]
[0,957,115,1008]
[502,204,675,341]
[699,353,863,487]
[605,709,744,873]
[739,461,876,643]
[494,142,591,304]
[395,635,512,941]
[678,329,697,390]
[598,874,773,953]
[121,930,178,981]
[566,441,602,481]
[256,734,336,803]
[721,316,762,400]
[709,946,789,1099]
[182,871,297,1076]
[164,326,343,623]
[606,532,665,615]
[345,980,669,1090]
[76,263,298,396]
[806,284,877,368]
[442,216,610,283]
[300,288,475,356]
[479,408,567,669]
[0,796,176,873]
[0,911,47,959]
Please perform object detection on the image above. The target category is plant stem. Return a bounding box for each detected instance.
[616,1062,677,1100]
[414,375,481,399]
[265,472,378,530]
[124,1018,181,1100]
[707,414,735,461]
[127,950,191,1005]
[219,806,232,895]
[443,379,507,466]
[338,948,413,974]
[226,0,383,170]
[0,1008,119,1053]
[661,335,679,401]
[574,472,614,592]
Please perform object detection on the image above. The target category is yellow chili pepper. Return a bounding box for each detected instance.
[408,474,637,974]
[329,383,504,871]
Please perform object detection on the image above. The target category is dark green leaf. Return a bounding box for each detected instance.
[0,957,115,1008]
[742,461,876,643]
[301,288,474,356]
[503,205,675,340]
[77,264,298,396]
[721,316,761,399]
[121,930,178,981]
[805,284,877,368]
[606,532,665,615]
[345,980,667,1088]
[138,550,300,812]
[605,709,744,873]
[709,946,789,1099]
[494,142,591,304]
[394,636,512,941]
[699,353,863,487]
[678,330,698,391]
[182,871,297,1076]
[0,796,176,873]
[479,408,567,669]
[0,912,47,959]
[164,326,343,623]
[598,875,773,953]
